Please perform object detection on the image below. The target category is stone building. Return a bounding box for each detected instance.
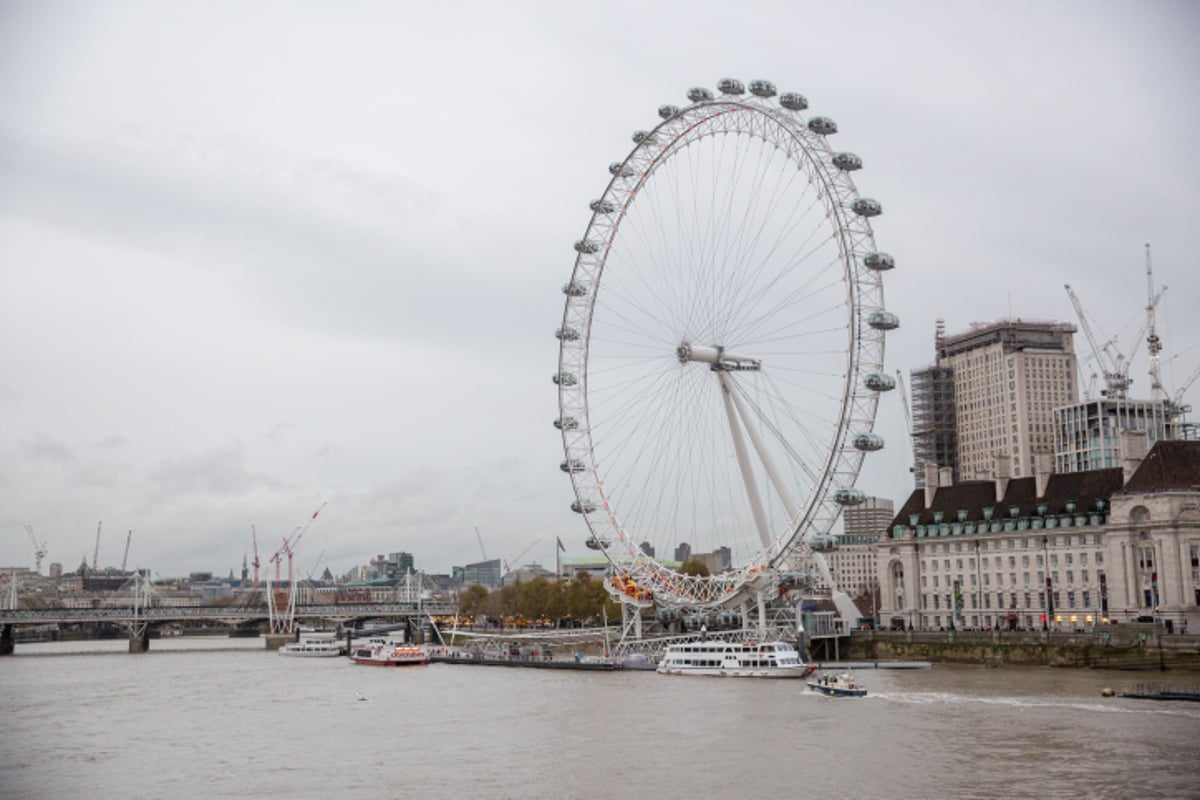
[877,440,1200,632]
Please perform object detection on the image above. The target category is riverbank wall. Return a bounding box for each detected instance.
[841,627,1200,670]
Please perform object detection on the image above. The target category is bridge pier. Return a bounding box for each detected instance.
[1,624,13,656]
[264,633,294,651]
[128,630,150,654]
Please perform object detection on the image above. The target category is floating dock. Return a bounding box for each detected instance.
[812,661,932,669]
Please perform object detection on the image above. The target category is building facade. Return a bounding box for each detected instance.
[937,319,1077,480]
[1054,397,1178,473]
[877,441,1200,632]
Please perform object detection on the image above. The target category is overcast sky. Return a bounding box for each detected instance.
[2,1,1198,579]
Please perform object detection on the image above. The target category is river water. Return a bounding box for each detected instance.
[2,638,1198,799]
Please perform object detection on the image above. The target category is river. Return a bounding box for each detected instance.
[2,638,1198,799]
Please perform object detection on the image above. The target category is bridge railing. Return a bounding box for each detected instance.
[0,601,459,626]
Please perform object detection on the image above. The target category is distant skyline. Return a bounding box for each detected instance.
[2,1,1198,577]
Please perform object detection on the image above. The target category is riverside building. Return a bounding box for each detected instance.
[877,439,1200,633]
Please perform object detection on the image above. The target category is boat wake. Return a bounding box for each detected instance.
[872,691,1200,718]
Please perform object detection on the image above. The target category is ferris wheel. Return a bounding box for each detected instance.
[555,78,897,613]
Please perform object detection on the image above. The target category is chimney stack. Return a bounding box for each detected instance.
[1120,429,1148,485]
[938,467,954,488]
[923,462,939,509]
[1035,453,1053,500]
[994,452,1012,503]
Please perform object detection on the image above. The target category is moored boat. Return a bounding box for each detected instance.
[807,671,868,697]
[279,633,346,658]
[350,641,430,666]
[656,640,813,678]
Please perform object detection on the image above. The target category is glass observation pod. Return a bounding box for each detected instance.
[810,534,837,552]
[609,162,634,177]
[555,327,580,341]
[553,416,579,431]
[834,488,867,506]
[585,534,610,549]
[777,571,811,590]
[687,87,714,102]
[590,199,617,214]
[658,104,679,120]
[632,130,656,144]
[748,79,776,98]
[779,92,809,111]
[560,458,586,473]
[571,499,597,514]
[808,116,837,135]
[852,198,883,217]
[867,311,900,331]
[553,371,577,386]
[574,240,599,254]
[853,432,885,452]
[832,152,863,171]
[863,251,895,271]
[562,281,588,297]
[863,372,896,391]
[717,78,745,95]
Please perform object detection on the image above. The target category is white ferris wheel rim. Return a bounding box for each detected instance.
[556,80,890,608]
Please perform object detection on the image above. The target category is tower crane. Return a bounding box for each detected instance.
[1064,284,1132,399]
[504,538,543,574]
[250,524,261,584]
[121,530,132,571]
[896,369,915,474]
[93,521,102,570]
[474,527,489,561]
[1144,242,1167,402]
[23,524,47,574]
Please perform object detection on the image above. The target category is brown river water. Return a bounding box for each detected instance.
[2,638,1198,799]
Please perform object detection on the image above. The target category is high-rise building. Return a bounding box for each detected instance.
[1054,398,1180,473]
[915,319,1077,481]
[462,558,502,589]
[842,497,894,540]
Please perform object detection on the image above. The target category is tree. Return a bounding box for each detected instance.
[680,558,711,577]
[458,583,489,617]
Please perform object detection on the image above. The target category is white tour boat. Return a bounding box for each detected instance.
[279,633,346,658]
[656,640,815,678]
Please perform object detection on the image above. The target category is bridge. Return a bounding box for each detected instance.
[0,601,459,655]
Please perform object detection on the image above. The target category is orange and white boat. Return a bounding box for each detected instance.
[349,640,430,666]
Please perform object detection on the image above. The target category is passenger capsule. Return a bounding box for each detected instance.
[555,327,580,341]
[717,78,745,95]
[810,534,838,551]
[562,281,588,297]
[863,252,895,270]
[779,93,808,111]
[748,79,776,98]
[571,499,597,514]
[632,130,656,144]
[807,116,837,135]
[851,198,882,217]
[560,458,586,473]
[867,311,900,331]
[574,240,599,254]
[687,87,714,102]
[834,488,867,506]
[589,199,617,214]
[658,104,679,120]
[553,372,577,386]
[553,416,579,431]
[863,372,896,391]
[832,152,862,171]
[585,534,610,549]
[852,432,885,452]
[609,162,634,177]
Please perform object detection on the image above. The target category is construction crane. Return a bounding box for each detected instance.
[474,527,489,561]
[23,524,47,574]
[1144,242,1167,401]
[93,521,102,570]
[121,530,132,571]
[250,524,261,584]
[1065,284,1133,399]
[504,538,543,574]
[895,368,916,476]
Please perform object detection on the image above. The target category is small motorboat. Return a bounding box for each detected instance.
[807,671,868,697]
